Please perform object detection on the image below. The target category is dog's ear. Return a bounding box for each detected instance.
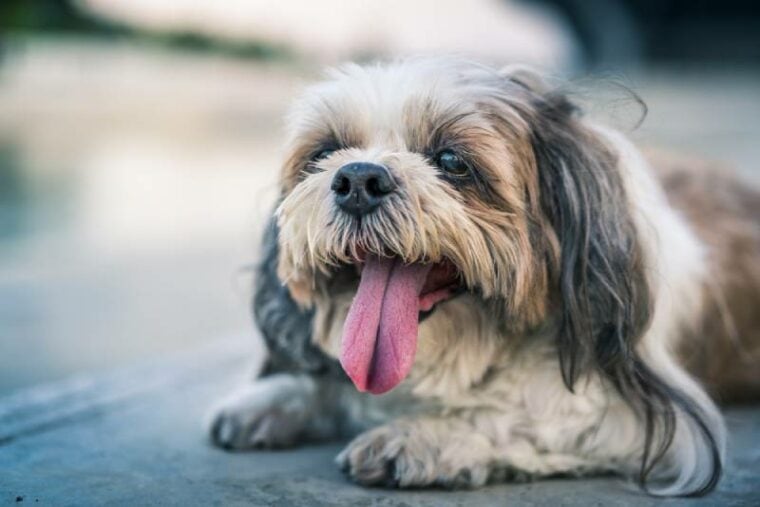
[524,88,722,495]
[253,212,342,377]
[499,64,553,95]
[525,89,653,390]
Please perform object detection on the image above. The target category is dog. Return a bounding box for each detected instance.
[209,57,760,496]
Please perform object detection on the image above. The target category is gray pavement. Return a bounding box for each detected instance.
[1,336,758,506]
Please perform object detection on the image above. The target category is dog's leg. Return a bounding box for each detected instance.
[208,373,340,450]
[337,416,495,488]
[336,413,617,489]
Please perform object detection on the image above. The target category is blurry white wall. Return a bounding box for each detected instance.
[79,0,579,68]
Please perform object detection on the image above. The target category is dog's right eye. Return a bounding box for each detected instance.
[312,148,335,161]
[303,147,338,176]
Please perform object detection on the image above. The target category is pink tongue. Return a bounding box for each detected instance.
[340,256,432,394]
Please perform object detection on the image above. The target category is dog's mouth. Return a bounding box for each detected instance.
[340,254,462,395]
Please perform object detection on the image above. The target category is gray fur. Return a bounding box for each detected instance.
[253,215,347,380]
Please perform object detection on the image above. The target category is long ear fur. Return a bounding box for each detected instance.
[253,212,345,378]
[520,80,722,495]
[530,92,652,391]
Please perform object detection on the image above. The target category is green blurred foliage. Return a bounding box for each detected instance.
[0,0,121,33]
[0,0,290,61]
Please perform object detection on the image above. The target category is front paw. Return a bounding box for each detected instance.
[208,374,315,451]
[336,421,491,489]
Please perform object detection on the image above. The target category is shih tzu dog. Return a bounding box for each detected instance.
[209,57,760,496]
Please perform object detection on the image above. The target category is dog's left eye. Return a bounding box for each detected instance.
[435,150,469,177]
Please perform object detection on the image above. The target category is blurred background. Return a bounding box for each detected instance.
[0,0,758,395]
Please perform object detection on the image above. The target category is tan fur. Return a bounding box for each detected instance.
[276,62,548,327]
[647,150,760,402]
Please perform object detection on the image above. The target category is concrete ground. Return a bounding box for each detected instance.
[1,335,758,506]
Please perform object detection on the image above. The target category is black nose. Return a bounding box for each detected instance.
[331,162,396,216]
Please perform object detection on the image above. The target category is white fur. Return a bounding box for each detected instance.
[208,374,322,449]
[597,127,726,494]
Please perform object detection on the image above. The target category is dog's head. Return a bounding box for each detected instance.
[274,58,650,396]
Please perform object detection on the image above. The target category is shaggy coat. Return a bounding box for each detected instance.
[209,58,760,496]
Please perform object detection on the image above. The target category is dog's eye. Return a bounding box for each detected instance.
[312,148,335,161]
[304,147,337,175]
[436,150,468,177]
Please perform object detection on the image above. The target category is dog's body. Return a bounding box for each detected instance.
[209,58,760,496]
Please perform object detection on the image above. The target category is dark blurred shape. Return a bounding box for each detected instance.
[0,0,289,61]
[0,146,25,241]
[0,0,123,36]
[523,0,760,67]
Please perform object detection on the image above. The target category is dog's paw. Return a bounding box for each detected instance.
[208,374,316,451]
[336,421,492,489]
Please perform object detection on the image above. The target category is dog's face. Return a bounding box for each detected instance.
[275,59,650,396]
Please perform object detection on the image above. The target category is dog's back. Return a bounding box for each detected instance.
[648,150,760,402]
